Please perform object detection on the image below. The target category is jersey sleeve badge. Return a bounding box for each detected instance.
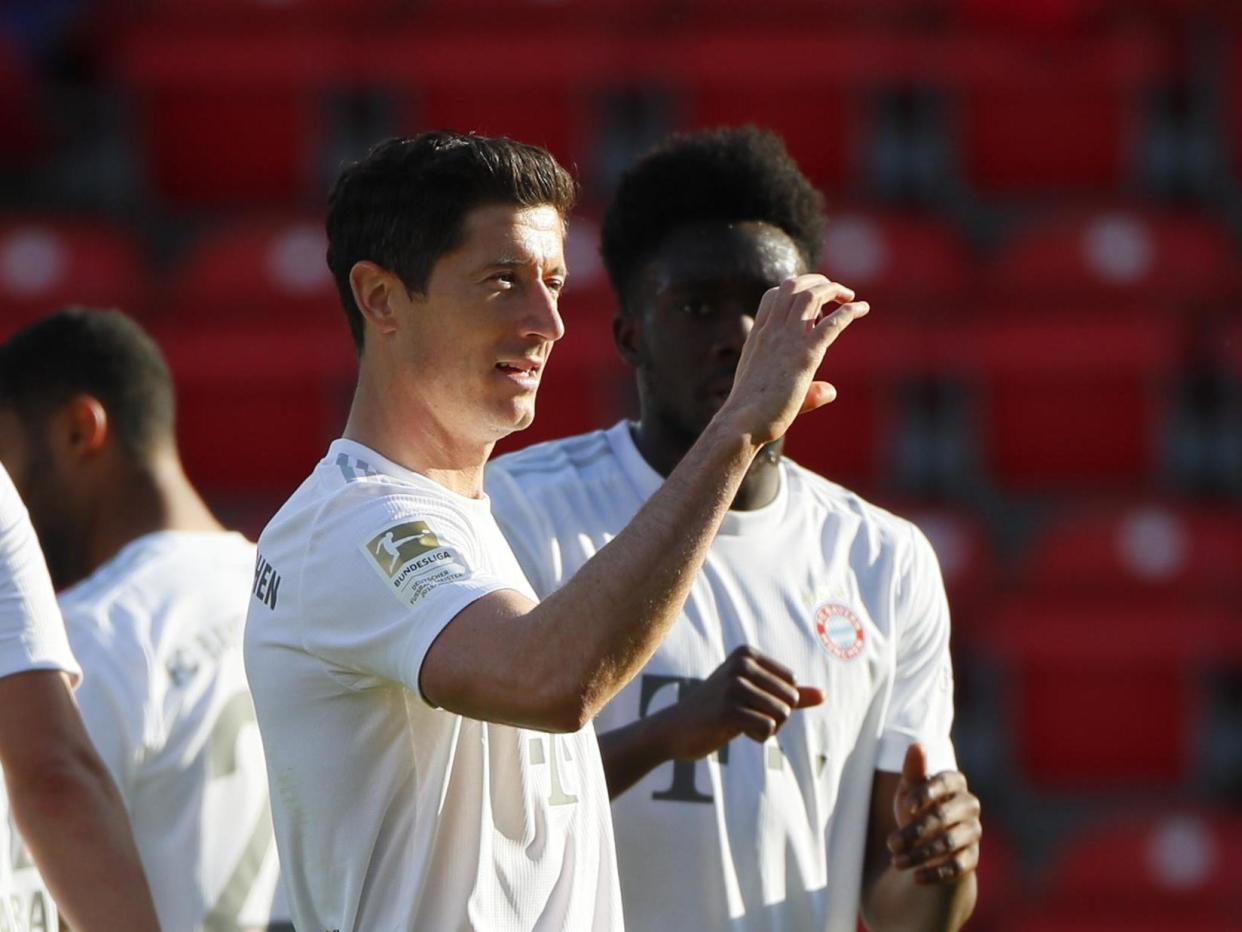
[362,520,468,606]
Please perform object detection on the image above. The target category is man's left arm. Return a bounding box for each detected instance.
[860,525,981,931]
[861,745,980,931]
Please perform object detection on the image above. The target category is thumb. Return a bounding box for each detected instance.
[799,381,838,414]
[901,742,928,784]
[795,686,825,709]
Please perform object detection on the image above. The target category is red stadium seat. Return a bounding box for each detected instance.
[783,317,930,488]
[1022,502,1242,599]
[0,220,147,336]
[670,33,864,190]
[1009,910,1237,932]
[950,312,1183,489]
[893,504,998,638]
[117,0,404,25]
[984,594,1233,787]
[987,208,1238,308]
[819,211,974,315]
[153,321,355,497]
[165,217,340,326]
[113,30,345,205]
[954,36,1167,192]
[1043,811,1242,910]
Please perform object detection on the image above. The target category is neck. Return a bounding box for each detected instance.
[342,363,491,499]
[82,449,223,579]
[631,420,781,512]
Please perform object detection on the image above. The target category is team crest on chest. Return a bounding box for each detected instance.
[813,602,865,660]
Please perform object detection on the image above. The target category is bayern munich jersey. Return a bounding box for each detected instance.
[244,439,622,932]
[58,530,284,932]
[0,464,79,932]
[487,422,958,932]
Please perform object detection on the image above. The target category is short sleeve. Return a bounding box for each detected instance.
[299,491,521,703]
[876,524,958,775]
[484,464,560,599]
[0,464,80,684]
[60,605,152,800]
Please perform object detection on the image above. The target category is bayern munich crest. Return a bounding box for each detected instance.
[814,603,865,660]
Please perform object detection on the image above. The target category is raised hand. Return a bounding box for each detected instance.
[722,274,868,447]
[666,645,824,760]
[886,743,982,886]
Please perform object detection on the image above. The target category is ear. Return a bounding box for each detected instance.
[349,260,405,340]
[612,310,642,368]
[57,394,108,459]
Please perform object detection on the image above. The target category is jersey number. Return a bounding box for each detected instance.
[204,692,274,931]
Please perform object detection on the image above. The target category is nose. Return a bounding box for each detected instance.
[521,283,565,343]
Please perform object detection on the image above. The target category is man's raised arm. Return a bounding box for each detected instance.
[422,275,867,731]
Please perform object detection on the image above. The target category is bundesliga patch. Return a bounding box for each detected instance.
[363,519,467,606]
[813,602,865,660]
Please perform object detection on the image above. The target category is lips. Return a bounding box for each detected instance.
[495,359,542,377]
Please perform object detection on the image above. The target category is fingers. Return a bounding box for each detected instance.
[911,840,980,886]
[795,686,825,708]
[811,299,869,349]
[758,275,858,328]
[727,645,796,684]
[799,381,838,415]
[902,770,970,819]
[888,791,981,857]
[886,783,983,887]
[714,647,825,742]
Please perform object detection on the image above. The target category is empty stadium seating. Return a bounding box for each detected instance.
[163,216,340,324]
[984,594,1234,786]
[0,220,147,334]
[986,207,1238,309]
[948,312,1183,489]
[818,210,973,314]
[1021,501,1242,599]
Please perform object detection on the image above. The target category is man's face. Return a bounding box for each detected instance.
[622,221,807,442]
[394,203,567,446]
[0,406,80,588]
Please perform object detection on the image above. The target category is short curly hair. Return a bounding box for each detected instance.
[327,131,577,353]
[0,307,174,458]
[601,126,825,313]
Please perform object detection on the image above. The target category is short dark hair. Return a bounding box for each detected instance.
[0,308,174,458]
[601,126,826,313]
[326,131,578,352]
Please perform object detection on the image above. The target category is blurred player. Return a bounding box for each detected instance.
[0,309,287,931]
[486,127,981,931]
[243,130,865,930]
[0,458,159,931]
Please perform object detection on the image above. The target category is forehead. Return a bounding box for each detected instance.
[641,221,806,296]
[455,203,566,266]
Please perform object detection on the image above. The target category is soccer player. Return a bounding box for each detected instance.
[0,458,159,931]
[0,309,287,931]
[486,127,981,931]
[243,130,866,930]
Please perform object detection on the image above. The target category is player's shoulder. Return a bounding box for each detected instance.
[260,442,494,590]
[489,427,618,487]
[486,426,625,514]
[60,532,255,644]
[782,459,926,554]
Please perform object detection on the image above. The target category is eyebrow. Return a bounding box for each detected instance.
[484,258,569,278]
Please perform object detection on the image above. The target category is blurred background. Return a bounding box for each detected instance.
[1,0,1240,928]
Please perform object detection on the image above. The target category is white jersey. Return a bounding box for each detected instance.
[58,530,284,932]
[487,422,958,932]
[244,439,622,932]
[0,464,79,932]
